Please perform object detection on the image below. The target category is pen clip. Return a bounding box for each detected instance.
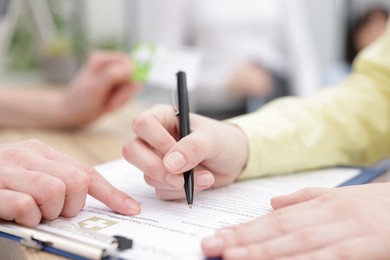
[171,86,179,116]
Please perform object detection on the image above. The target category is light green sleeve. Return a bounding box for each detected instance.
[227,25,390,180]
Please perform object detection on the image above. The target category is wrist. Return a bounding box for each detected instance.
[226,124,249,180]
[52,91,83,128]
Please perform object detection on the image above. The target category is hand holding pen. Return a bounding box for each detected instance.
[123,77,249,202]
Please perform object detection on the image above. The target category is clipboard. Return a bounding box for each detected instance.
[337,166,386,186]
[0,218,133,260]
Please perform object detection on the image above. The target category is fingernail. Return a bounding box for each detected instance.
[125,199,141,213]
[164,151,186,171]
[226,247,249,258]
[203,236,224,250]
[165,174,184,188]
[197,174,214,187]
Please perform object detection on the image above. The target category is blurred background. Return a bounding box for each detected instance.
[0,0,389,117]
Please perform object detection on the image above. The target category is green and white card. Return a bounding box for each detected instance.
[131,43,202,91]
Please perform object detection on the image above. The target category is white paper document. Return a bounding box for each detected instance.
[37,159,360,260]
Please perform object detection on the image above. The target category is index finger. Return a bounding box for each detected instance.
[131,104,178,156]
[87,168,141,215]
[22,140,141,215]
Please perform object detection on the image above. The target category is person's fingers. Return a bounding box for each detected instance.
[155,181,213,201]
[132,104,214,175]
[271,187,333,209]
[28,159,91,217]
[202,199,338,256]
[144,174,184,190]
[87,166,141,215]
[130,104,235,177]
[217,221,361,260]
[0,189,42,227]
[17,139,88,172]
[130,104,178,156]
[22,140,141,215]
[282,236,389,260]
[0,168,66,221]
[94,64,132,97]
[124,137,175,185]
[104,83,141,112]
[163,130,217,174]
[144,170,215,200]
[86,51,132,73]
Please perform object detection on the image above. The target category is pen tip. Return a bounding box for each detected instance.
[188,204,192,209]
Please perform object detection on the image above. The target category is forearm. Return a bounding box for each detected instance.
[0,88,70,128]
[229,27,390,179]
[230,80,390,179]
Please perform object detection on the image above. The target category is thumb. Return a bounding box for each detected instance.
[271,187,331,210]
[163,130,215,175]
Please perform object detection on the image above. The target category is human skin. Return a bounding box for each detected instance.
[201,183,390,259]
[123,103,390,259]
[0,51,141,128]
[122,104,248,200]
[228,62,273,98]
[0,139,141,227]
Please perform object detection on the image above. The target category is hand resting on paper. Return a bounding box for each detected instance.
[122,104,249,200]
[202,183,390,259]
[0,139,141,227]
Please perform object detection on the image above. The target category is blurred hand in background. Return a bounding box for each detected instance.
[0,51,141,128]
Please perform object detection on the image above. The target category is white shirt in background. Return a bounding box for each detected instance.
[154,0,321,112]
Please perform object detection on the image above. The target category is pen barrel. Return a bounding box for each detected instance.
[183,170,194,205]
[177,71,190,138]
[177,71,194,206]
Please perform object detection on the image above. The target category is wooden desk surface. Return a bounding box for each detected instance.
[0,97,152,260]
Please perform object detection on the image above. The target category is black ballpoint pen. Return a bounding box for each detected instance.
[176,71,194,208]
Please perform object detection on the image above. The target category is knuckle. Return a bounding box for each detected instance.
[68,169,91,193]
[39,179,66,202]
[131,113,149,134]
[14,195,37,217]
[269,208,291,234]
[326,198,356,216]
[2,148,29,162]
